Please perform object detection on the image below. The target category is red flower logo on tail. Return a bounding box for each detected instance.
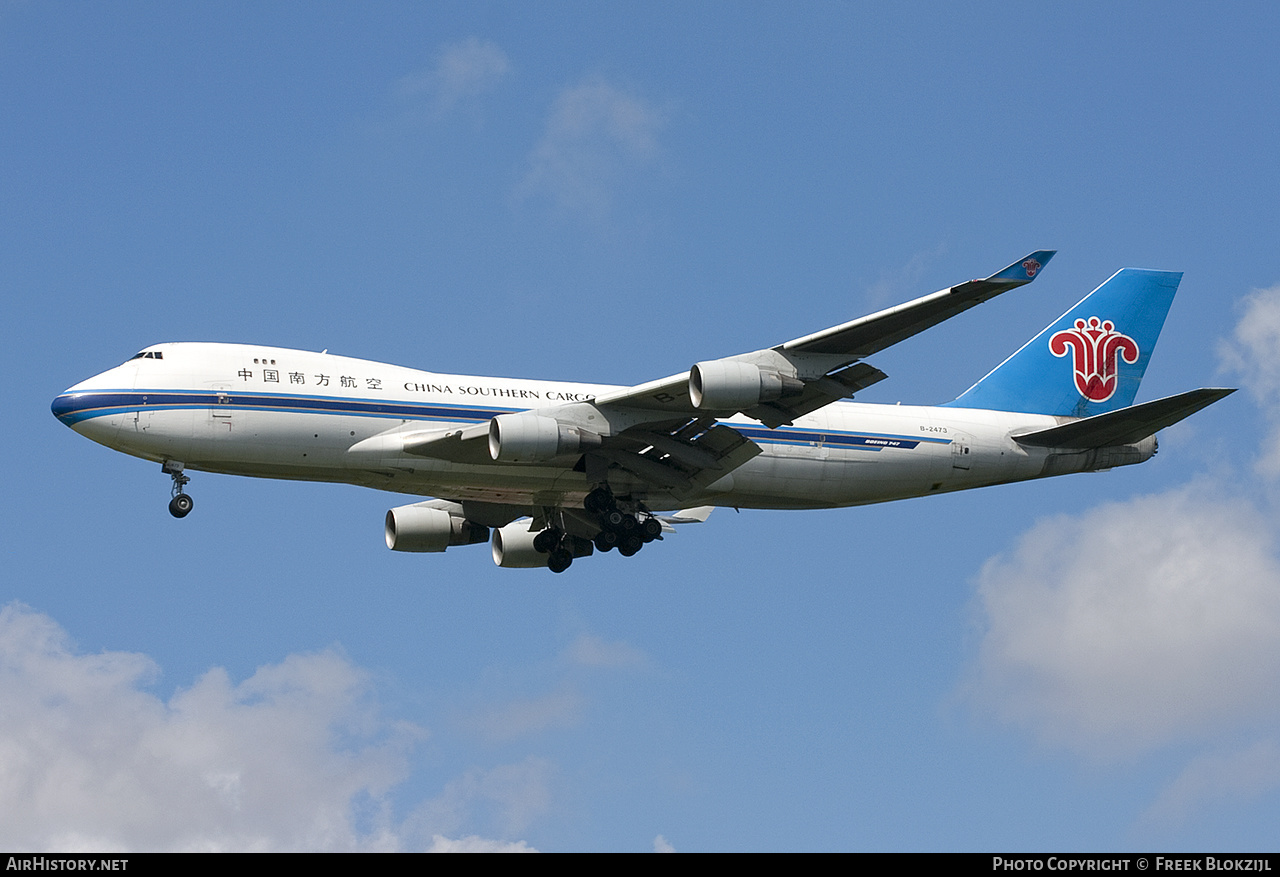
[1022,259,1041,277]
[1049,317,1139,403]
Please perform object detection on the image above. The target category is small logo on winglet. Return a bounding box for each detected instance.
[1022,259,1041,277]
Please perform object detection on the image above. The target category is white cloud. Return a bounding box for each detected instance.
[653,833,676,852]
[564,633,648,669]
[1222,284,1280,477]
[466,687,583,742]
[863,243,947,309]
[964,489,1280,758]
[518,76,665,218]
[0,604,537,852]
[963,279,1280,829]
[1224,284,1280,399]
[1139,739,1280,829]
[399,38,511,115]
[458,634,648,743]
[407,758,553,840]
[427,834,537,852]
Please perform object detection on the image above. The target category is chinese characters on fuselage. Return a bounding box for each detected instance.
[234,368,592,401]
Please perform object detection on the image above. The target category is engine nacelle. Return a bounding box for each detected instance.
[689,360,803,410]
[385,505,488,553]
[491,521,548,568]
[488,413,601,463]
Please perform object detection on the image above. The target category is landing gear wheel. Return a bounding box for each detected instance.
[584,487,612,515]
[640,517,662,542]
[618,535,643,557]
[547,549,573,573]
[594,531,617,552]
[533,528,562,554]
[163,461,192,518]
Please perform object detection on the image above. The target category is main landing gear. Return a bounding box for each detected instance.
[163,461,193,518]
[584,486,661,557]
[531,486,664,573]
[532,527,590,574]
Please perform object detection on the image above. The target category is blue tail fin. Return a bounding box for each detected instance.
[944,268,1181,417]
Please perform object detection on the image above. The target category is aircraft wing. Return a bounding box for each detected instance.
[591,250,1055,427]
[390,409,762,499]
[463,251,1056,497]
[779,250,1056,357]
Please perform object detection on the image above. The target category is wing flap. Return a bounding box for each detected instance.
[744,362,888,427]
[592,422,762,495]
[403,423,492,464]
[1013,388,1235,449]
[659,506,715,525]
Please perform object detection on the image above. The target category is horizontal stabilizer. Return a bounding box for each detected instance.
[1013,388,1235,448]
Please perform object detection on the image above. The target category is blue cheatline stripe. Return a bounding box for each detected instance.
[733,426,940,451]
[52,390,948,451]
[51,390,516,426]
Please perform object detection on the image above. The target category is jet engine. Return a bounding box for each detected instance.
[488,413,601,463]
[491,521,548,568]
[385,504,488,553]
[689,360,803,411]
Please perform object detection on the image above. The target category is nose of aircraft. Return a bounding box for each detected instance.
[50,391,80,425]
[51,361,138,441]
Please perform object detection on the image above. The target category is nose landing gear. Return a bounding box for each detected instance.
[163,461,193,518]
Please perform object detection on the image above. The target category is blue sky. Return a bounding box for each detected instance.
[4,2,1279,851]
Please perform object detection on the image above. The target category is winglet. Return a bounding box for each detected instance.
[987,250,1056,283]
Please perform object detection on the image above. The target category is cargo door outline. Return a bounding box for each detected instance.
[210,383,234,434]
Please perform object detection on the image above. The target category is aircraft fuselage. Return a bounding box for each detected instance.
[53,342,1149,513]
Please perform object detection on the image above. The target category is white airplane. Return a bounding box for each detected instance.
[53,251,1232,572]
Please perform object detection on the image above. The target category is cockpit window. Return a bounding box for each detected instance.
[129,351,163,361]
